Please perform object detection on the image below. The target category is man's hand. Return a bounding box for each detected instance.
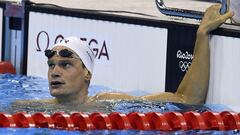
[198,4,234,34]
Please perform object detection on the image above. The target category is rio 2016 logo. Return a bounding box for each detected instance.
[36,31,110,60]
[176,50,193,72]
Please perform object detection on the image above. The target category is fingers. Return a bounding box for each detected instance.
[210,4,221,9]
[223,11,235,19]
[214,3,222,9]
[206,4,221,11]
[217,11,235,24]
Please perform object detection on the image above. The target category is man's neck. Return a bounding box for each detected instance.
[55,91,88,105]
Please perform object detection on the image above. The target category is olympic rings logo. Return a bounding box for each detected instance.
[179,61,191,72]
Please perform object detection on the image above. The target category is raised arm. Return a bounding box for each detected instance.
[92,5,234,104]
[142,4,234,104]
[175,4,234,104]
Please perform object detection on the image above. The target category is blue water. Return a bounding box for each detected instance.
[0,74,239,135]
[0,128,239,135]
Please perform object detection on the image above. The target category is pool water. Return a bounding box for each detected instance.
[0,74,239,134]
[0,128,239,135]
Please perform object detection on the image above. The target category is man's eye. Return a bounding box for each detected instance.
[61,62,72,68]
[48,63,55,68]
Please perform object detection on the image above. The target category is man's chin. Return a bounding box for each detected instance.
[50,88,64,97]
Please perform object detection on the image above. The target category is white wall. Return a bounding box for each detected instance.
[27,12,168,94]
[207,35,240,112]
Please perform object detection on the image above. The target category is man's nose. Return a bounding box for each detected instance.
[51,65,62,78]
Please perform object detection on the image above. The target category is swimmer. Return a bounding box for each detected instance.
[15,4,234,106]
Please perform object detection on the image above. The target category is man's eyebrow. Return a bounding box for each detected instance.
[47,59,73,63]
[59,59,73,63]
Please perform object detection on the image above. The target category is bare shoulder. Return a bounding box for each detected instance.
[140,92,187,103]
[13,98,56,105]
[90,92,136,101]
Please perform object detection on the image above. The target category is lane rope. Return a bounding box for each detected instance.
[1,111,240,131]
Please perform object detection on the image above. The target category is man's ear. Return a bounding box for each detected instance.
[84,70,92,81]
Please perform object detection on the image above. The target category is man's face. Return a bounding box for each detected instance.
[47,46,90,99]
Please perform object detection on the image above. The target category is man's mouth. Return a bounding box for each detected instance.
[50,81,65,89]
